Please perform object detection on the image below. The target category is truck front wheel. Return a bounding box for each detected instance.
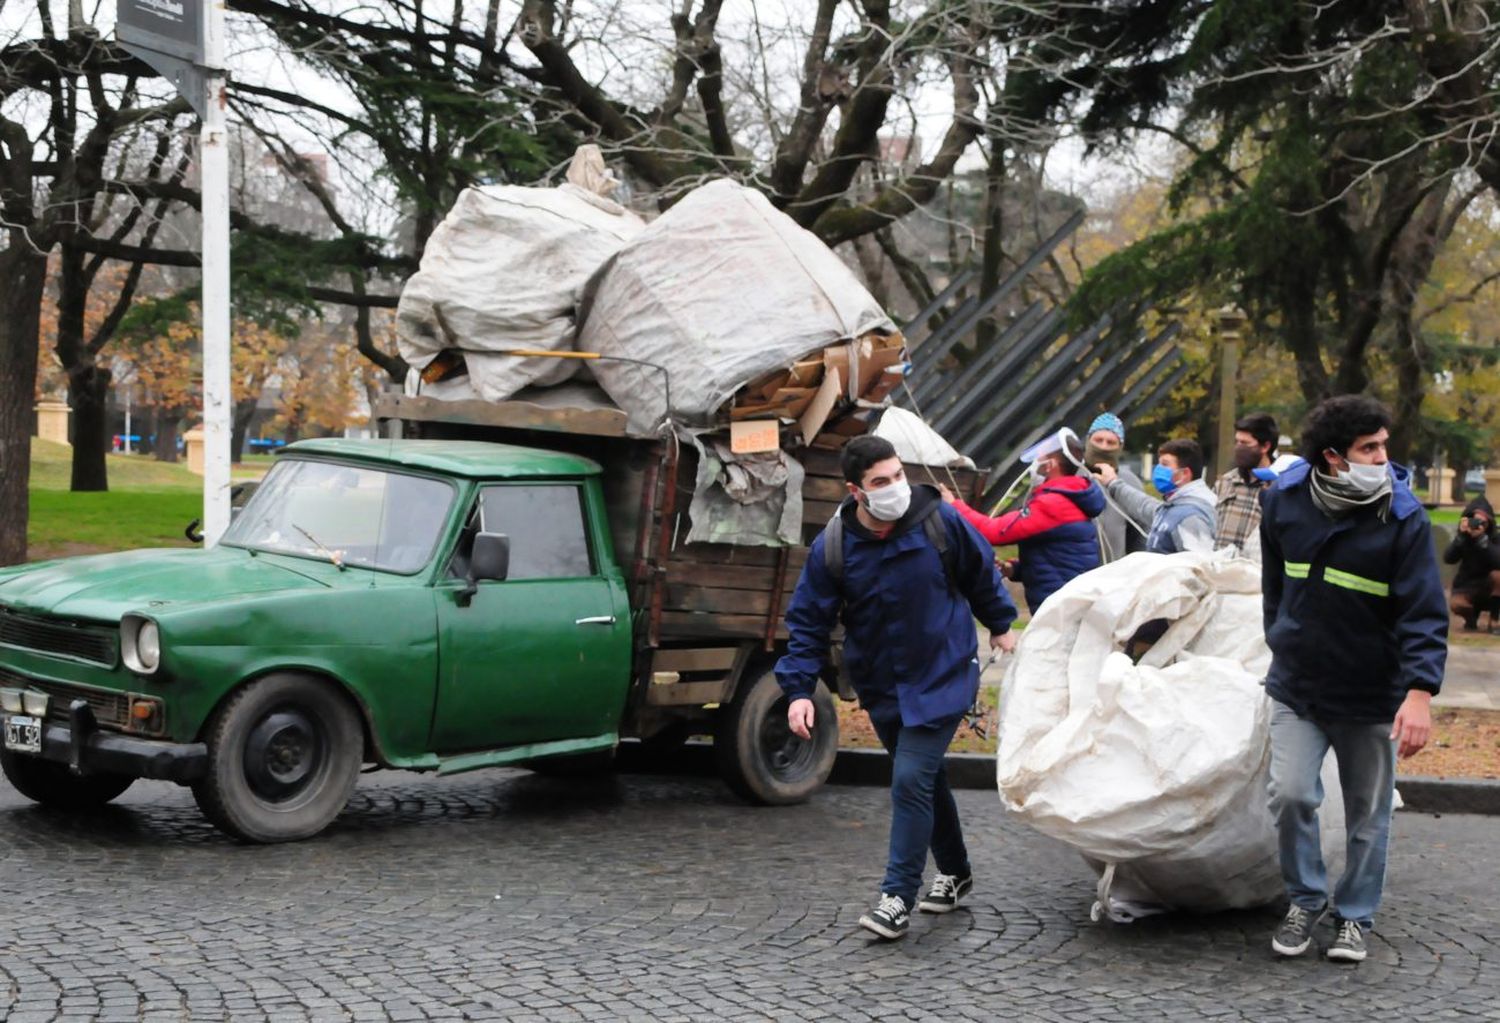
[192,673,363,843]
[0,749,133,809]
[714,667,836,805]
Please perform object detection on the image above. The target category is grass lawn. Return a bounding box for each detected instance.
[25,438,269,561]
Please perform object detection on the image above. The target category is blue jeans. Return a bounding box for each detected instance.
[870,714,970,907]
[1267,699,1397,929]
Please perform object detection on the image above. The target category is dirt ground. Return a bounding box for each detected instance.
[836,697,1500,780]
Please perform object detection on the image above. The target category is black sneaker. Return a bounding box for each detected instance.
[918,873,973,914]
[858,893,910,940]
[1327,918,1368,963]
[1270,903,1326,957]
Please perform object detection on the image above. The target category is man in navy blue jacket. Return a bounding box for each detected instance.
[776,435,1018,940]
[1260,396,1447,964]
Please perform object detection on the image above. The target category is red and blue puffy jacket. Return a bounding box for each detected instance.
[952,475,1106,613]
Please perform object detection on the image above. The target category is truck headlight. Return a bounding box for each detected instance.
[121,615,162,675]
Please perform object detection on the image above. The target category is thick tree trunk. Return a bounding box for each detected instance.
[67,364,112,492]
[0,247,49,566]
[976,138,1006,352]
[231,397,258,462]
[154,412,181,463]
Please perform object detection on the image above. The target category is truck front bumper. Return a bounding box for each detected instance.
[10,699,207,784]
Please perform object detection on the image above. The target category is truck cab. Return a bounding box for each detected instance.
[0,439,638,842]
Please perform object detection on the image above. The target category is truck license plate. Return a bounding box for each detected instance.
[3,715,41,754]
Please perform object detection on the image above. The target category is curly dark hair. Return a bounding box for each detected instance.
[841,434,899,486]
[1299,395,1392,470]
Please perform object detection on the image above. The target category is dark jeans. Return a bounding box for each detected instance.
[870,713,970,907]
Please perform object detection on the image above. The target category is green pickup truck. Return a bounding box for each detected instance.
[0,398,985,842]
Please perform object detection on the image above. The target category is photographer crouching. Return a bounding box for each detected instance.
[1445,496,1500,633]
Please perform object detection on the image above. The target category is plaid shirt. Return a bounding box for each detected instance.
[1214,473,1270,553]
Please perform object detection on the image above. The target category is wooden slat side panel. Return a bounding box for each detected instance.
[651,647,741,673]
[659,612,789,641]
[663,584,773,616]
[644,680,732,706]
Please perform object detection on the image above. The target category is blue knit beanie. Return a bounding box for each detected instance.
[1088,412,1125,444]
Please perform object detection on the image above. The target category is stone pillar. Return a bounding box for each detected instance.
[35,400,70,446]
[1485,468,1500,510]
[1429,467,1456,506]
[183,427,206,476]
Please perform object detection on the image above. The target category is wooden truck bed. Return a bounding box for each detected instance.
[374,394,988,652]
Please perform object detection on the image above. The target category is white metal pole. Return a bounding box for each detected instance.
[200,1,231,545]
[123,386,132,454]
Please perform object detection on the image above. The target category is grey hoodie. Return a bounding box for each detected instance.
[1106,476,1217,554]
[1095,463,1146,562]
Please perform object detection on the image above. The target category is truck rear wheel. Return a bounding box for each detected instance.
[0,748,133,809]
[714,666,836,805]
[192,673,363,843]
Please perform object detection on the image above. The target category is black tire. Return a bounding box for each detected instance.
[714,666,837,805]
[191,673,363,843]
[0,748,133,809]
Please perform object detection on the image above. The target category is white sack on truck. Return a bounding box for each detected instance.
[996,551,1346,921]
[578,179,895,434]
[397,164,644,403]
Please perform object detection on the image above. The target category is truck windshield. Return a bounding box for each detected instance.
[222,459,455,574]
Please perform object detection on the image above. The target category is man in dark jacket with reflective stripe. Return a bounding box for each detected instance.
[1259,396,1447,964]
[776,435,1018,941]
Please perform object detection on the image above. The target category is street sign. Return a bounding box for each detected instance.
[118,0,202,62]
[117,0,213,118]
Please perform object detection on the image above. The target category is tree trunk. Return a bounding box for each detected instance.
[231,397,258,462]
[67,363,112,492]
[0,247,48,566]
[1384,184,1450,463]
[154,412,181,463]
[976,136,1006,352]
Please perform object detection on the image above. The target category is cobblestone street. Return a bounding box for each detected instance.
[2,770,1497,1022]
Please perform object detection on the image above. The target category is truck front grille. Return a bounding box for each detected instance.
[0,608,118,667]
[0,669,130,729]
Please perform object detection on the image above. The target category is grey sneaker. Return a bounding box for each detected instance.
[858,893,910,940]
[1327,918,1368,962]
[918,873,973,914]
[1271,903,1326,957]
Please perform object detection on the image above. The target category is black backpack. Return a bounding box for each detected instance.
[821,499,959,593]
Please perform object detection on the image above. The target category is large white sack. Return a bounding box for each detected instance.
[397,183,644,402]
[873,407,975,469]
[997,551,1345,917]
[578,179,895,433]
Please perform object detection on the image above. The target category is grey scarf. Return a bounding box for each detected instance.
[1309,468,1393,522]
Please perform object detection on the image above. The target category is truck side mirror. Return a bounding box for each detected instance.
[457,532,510,607]
[472,532,511,582]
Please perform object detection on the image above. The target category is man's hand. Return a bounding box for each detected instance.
[1093,462,1118,485]
[787,697,816,740]
[1391,689,1433,759]
[990,631,1017,655]
[937,483,957,505]
[1000,559,1017,580]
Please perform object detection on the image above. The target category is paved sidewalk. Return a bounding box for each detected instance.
[2,771,1498,1021]
[1436,644,1500,710]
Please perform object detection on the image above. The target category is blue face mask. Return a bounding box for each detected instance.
[1251,467,1279,483]
[1152,464,1179,495]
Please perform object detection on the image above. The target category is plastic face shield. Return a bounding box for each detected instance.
[1019,427,1085,471]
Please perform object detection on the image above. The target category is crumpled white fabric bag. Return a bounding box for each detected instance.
[997,551,1346,920]
[396,179,644,402]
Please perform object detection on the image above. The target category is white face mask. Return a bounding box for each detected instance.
[861,479,912,522]
[1339,461,1389,493]
[1027,458,1051,484]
